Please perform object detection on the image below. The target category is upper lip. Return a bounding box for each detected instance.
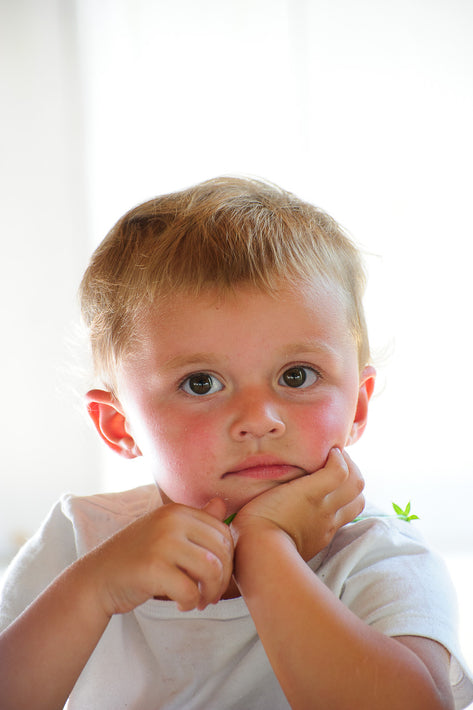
[224,454,294,476]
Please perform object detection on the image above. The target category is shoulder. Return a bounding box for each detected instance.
[312,508,473,705]
[315,506,454,609]
[0,485,161,632]
[312,503,458,636]
[312,506,469,667]
[61,484,162,554]
[317,501,436,566]
[0,498,77,631]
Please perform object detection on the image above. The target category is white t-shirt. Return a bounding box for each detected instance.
[1,485,472,709]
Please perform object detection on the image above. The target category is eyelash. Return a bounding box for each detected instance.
[179,365,321,397]
[278,365,320,389]
[179,372,224,396]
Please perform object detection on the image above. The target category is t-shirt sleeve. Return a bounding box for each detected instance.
[0,485,159,635]
[316,516,473,709]
[0,498,78,633]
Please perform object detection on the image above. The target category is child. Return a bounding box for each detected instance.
[1,177,471,709]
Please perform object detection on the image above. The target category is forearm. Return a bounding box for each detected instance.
[234,527,451,710]
[0,555,111,710]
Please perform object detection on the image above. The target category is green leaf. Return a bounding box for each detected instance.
[392,502,404,517]
[352,501,419,525]
[391,501,420,523]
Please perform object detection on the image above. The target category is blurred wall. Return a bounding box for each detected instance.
[1,0,472,564]
[0,0,100,561]
[76,0,473,553]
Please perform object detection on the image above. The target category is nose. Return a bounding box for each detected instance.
[228,387,286,441]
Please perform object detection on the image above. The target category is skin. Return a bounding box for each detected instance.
[0,282,454,709]
[108,283,372,516]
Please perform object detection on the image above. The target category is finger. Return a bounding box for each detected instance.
[187,514,233,560]
[202,497,227,522]
[175,542,231,608]
[325,454,364,504]
[341,451,365,501]
[176,517,233,601]
[151,535,230,611]
[158,504,233,566]
[163,568,202,612]
[333,490,366,528]
[325,447,350,479]
[146,506,233,608]
[190,503,234,545]
[300,448,350,499]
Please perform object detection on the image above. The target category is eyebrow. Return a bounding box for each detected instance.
[283,340,338,355]
[161,353,229,373]
[281,340,343,361]
[161,341,341,373]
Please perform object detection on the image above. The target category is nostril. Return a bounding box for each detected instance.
[229,394,286,441]
[235,422,285,440]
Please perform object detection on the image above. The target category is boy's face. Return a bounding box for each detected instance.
[110,283,375,515]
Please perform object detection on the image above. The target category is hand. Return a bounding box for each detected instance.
[231,449,365,560]
[87,498,234,615]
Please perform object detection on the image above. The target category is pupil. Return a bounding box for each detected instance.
[283,367,306,387]
[189,373,212,394]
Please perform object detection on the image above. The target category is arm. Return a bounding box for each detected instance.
[231,450,454,710]
[0,498,233,710]
[0,553,111,710]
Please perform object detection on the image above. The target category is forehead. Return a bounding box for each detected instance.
[126,281,354,366]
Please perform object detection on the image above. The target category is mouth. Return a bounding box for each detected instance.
[223,455,302,481]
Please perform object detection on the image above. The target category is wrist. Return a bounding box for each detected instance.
[232,514,292,549]
[70,550,117,622]
[232,521,298,586]
[232,512,301,558]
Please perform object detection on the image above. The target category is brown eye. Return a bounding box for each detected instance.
[181,373,223,396]
[280,366,318,389]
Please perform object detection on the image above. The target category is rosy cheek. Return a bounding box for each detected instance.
[179,417,217,457]
[293,401,351,466]
[159,418,220,478]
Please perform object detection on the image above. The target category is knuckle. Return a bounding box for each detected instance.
[205,551,224,579]
[178,581,200,610]
[319,524,337,550]
[218,528,233,553]
[157,503,185,525]
[356,491,366,511]
[352,472,365,495]
[332,460,349,484]
[324,529,336,547]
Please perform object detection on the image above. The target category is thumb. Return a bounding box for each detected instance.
[202,497,227,521]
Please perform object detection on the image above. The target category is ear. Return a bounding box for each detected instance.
[346,366,376,446]
[86,389,142,459]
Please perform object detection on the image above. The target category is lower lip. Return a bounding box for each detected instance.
[226,464,296,480]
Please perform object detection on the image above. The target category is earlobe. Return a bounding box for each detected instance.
[346,366,376,446]
[86,389,142,459]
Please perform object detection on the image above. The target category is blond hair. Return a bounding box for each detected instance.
[80,177,370,388]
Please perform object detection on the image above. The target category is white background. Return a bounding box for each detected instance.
[1,0,472,677]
